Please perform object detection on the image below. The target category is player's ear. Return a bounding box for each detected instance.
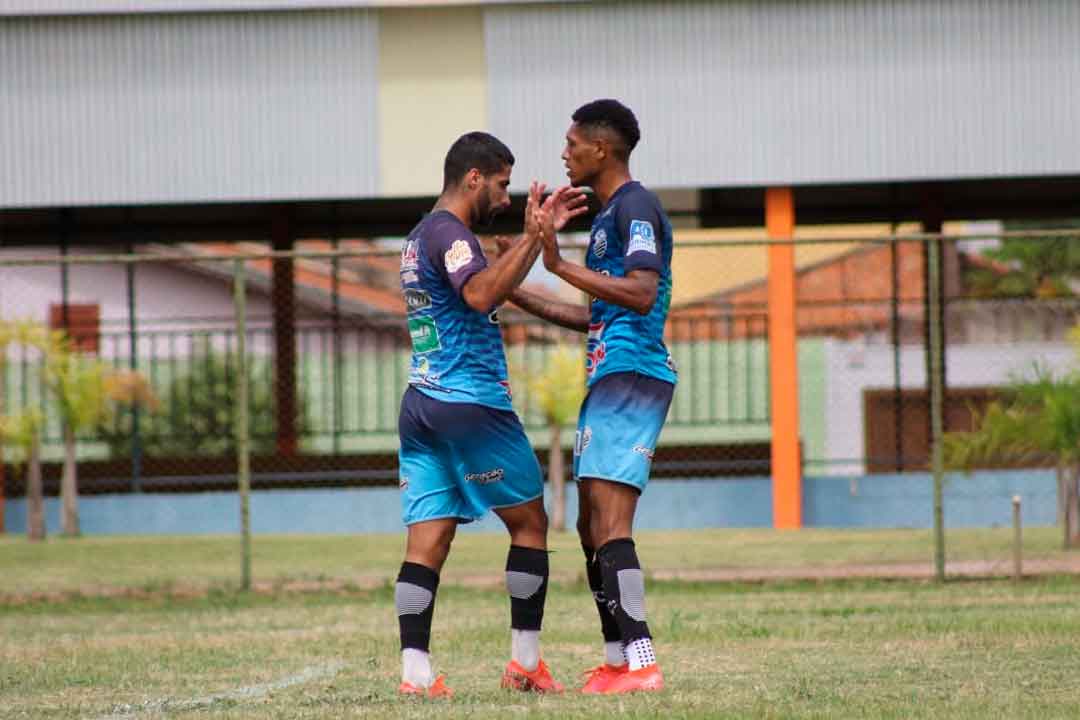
[466,168,482,191]
[594,137,609,162]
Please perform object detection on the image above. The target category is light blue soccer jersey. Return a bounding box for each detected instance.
[584,181,677,388]
[400,210,513,411]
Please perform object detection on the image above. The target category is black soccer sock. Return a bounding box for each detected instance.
[505,545,549,630]
[582,544,623,643]
[396,561,440,652]
[597,538,652,644]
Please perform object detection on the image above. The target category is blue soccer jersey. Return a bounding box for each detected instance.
[584,181,677,388]
[400,210,513,410]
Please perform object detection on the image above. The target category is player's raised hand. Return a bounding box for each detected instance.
[489,234,515,257]
[545,186,589,232]
[524,181,547,241]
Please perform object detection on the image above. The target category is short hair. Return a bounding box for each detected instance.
[572,99,640,160]
[443,132,515,190]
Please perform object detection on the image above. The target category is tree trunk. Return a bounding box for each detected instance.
[1067,463,1080,549]
[548,424,565,532]
[60,423,80,537]
[26,431,45,542]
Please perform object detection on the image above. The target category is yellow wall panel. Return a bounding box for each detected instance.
[378,7,488,196]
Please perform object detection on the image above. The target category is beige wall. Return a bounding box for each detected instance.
[378,7,488,196]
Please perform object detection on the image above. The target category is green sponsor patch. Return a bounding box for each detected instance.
[408,315,441,354]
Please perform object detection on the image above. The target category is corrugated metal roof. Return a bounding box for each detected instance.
[486,0,1080,191]
[0,0,580,16]
[0,9,379,207]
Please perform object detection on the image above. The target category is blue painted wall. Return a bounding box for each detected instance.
[2,470,1057,536]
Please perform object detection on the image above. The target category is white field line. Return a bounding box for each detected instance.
[92,661,347,719]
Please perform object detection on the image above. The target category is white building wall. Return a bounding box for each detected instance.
[822,338,1077,475]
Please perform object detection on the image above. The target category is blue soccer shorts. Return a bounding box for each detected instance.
[573,371,675,492]
[397,387,544,526]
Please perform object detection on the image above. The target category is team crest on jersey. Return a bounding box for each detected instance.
[445,239,474,273]
[627,219,657,255]
[585,322,606,377]
[592,229,607,258]
[401,239,419,270]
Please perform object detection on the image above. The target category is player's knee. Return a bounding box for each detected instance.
[526,505,549,537]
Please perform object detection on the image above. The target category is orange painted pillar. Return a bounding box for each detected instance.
[766,187,802,529]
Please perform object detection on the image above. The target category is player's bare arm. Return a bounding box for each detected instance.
[460,181,549,312]
[500,186,591,330]
[507,288,589,332]
[539,226,659,315]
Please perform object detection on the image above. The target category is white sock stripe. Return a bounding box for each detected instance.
[505,571,545,600]
[395,581,434,616]
[616,568,647,622]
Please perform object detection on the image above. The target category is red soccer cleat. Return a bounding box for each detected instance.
[580,663,629,694]
[600,664,664,694]
[399,674,453,698]
[500,658,565,693]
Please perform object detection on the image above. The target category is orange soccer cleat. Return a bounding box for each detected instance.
[600,664,664,694]
[580,663,629,694]
[500,658,565,693]
[399,674,453,699]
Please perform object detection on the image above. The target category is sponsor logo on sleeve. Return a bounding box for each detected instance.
[404,288,431,313]
[465,468,505,485]
[627,219,657,255]
[444,239,474,273]
[401,239,419,271]
[408,315,441,354]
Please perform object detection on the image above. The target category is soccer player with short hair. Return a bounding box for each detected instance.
[395,131,586,698]
[508,100,676,694]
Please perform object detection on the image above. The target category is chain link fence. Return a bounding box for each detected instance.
[2,231,1079,573]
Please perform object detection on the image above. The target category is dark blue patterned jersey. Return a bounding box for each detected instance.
[400,210,513,410]
[584,180,677,388]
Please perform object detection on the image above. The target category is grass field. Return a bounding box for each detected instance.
[3,529,1080,718]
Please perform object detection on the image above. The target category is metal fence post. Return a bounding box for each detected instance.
[234,258,252,591]
[127,244,143,493]
[927,236,946,582]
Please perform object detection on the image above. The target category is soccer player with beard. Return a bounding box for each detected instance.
[508,101,676,694]
[395,131,586,697]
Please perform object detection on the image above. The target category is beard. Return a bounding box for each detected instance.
[475,190,502,227]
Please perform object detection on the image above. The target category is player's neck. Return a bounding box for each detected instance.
[432,193,475,229]
[592,167,633,207]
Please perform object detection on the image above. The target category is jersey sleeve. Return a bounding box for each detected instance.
[425,218,489,299]
[617,191,664,274]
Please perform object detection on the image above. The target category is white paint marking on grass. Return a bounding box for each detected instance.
[93,661,347,719]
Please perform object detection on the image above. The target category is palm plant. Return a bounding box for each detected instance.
[519,343,586,531]
[0,320,52,540]
[0,410,46,541]
[943,326,1080,548]
[38,330,156,537]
